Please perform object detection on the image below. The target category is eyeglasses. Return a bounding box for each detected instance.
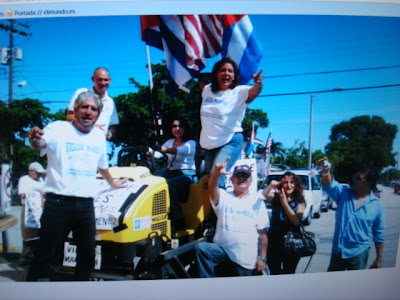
[172,125,182,129]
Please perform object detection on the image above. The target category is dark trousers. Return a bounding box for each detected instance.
[26,194,96,281]
[165,169,196,230]
[328,248,370,271]
[267,235,300,275]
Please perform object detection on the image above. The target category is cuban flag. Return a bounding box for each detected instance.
[220,15,262,85]
[140,15,262,94]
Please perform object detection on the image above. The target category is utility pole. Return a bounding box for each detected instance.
[0,20,31,103]
[8,20,14,104]
[0,20,30,253]
[308,95,314,169]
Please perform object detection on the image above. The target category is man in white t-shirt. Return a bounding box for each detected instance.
[26,91,127,281]
[66,67,119,140]
[17,162,46,266]
[194,159,269,277]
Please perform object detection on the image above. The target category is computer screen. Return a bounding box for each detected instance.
[1,0,399,299]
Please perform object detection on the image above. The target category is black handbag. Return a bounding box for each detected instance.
[282,224,316,258]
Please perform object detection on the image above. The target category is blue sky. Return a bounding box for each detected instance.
[1,13,399,164]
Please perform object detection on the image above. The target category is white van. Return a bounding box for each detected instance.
[258,169,323,226]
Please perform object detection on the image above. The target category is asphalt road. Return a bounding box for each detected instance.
[296,184,399,273]
[0,184,399,281]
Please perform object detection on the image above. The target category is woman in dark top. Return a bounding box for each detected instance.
[262,171,306,274]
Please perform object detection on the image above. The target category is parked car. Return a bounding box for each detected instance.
[258,169,323,226]
[320,191,332,212]
[394,182,400,194]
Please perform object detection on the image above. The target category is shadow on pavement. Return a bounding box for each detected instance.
[0,253,28,282]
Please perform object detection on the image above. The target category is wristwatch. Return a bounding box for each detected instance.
[257,256,267,263]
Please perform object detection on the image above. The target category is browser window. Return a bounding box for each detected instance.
[1,0,399,299]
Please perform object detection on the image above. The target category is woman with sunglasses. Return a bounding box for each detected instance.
[199,57,263,189]
[160,118,197,231]
[262,171,306,274]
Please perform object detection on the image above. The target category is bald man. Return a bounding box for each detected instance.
[66,67,119,140]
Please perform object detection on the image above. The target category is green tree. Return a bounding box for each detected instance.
[283,139,308,169]
[0,98,52,181]
[256,140,285,163]
[380,168,400,186]
[312,149,326,165]
[112,63,202,150]
[270,141,285,163]
[242,108,269,139]
[112,62,269,152]
[52,108,68,121]
[325,115,397,183]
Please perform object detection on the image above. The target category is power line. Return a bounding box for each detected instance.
[29,83,400,104]
[38,83,400,105]
[258,84,400,98]
[9,69,400,102]
[263,65,400,79]
[20,86,135,97]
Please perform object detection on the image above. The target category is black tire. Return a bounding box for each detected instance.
[303,207,312,225]
[313,205,321,218]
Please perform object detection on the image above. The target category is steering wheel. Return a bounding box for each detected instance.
[117,146,153,169]
[148,145,169,175]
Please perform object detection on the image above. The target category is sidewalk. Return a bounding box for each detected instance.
[0,206,24,282]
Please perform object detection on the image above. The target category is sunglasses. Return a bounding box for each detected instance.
[172,125,183,129]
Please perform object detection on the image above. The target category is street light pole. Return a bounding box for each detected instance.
[308,95,314,169]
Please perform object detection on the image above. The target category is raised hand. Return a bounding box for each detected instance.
[253,69,263,86]
[213,157,231,176]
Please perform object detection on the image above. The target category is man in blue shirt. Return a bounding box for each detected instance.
[317,158,385,271]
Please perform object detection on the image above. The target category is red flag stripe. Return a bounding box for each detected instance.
[199,15,222,56]
[222,15,245,29]
[184,15,203,65]
[140,15,160,40]
[184,15,223,69]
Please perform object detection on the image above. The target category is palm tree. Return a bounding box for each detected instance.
[270,141,285,163]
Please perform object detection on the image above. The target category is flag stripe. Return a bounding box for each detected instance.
[141,14,262,94]
[184,15,223,70]
[199,15,222,57]
[221,15,262,84]
[184,15,203,69]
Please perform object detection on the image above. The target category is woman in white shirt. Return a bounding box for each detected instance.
[199,57,263,188]
[160,118,197,231]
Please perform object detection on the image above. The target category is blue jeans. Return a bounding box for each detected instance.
[27,194,96,281]
[194,241,253,278]
[204,132,244,188]
[327,248,370,271]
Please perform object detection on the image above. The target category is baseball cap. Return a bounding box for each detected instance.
[28,162,46,173]
[232,165,252,177]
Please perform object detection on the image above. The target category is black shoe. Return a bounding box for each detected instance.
[18,258,30,267]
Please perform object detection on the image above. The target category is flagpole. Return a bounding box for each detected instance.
[145,44,160,144]
[146,45,154,91]
[264,129,272,178]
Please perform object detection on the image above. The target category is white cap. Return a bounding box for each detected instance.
[28,162,46,173]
